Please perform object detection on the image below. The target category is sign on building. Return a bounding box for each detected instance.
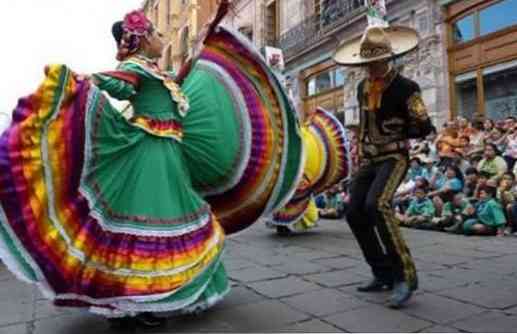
[265,46,285,72]
[365,0,388,28]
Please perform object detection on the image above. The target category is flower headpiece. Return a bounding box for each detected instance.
[123,10,152,36]
[116,10,153,61]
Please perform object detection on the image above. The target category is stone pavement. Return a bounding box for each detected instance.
[2,220,517,333]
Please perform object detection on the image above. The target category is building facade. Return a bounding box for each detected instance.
[440,0,517,121]
[224,1,450,128]
[143,0,219,71]
[143,1,517,126]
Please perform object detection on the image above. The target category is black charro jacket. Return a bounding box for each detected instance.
[357,70,434,161]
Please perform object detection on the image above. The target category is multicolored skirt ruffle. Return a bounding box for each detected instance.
[0,27,302,315]
[269,108,349,231]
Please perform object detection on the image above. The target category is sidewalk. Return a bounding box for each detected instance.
[1,219,517,333]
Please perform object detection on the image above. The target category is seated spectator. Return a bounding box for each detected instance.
[436,123,462,166]
[469,120,485,151]
[428,164,464,216]
[477,143,508,182]
[481,119,495,144]
[467,154,483,173]
[503,122,517,171]
[455,136,471,158]
[436,193,476,232]
[461,185,506,236]
[406,156,426,182]
[488,127,507,154]
[464,167,478,199]
[498,172,516,235]
[419,155,438,183]
[394,177,429,214]
[473,171,492,201]
[457,117,474,138]
[397,185,435,228]
[319,185,345,219]
[429,163,446,191]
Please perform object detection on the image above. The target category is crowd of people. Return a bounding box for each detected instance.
[316,116,517,237]
[393,116,517,236]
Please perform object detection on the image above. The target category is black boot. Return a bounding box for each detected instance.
[357,278,393,292]
[387,281,414,309]
[276,225,291,237]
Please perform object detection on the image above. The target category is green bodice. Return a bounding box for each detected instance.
[93,57,187,121]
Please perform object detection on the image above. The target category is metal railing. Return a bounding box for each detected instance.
[276,0,366,59]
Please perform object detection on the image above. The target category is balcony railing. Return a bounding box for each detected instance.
[276,0,366,60]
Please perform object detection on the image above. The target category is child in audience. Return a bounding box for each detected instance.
[441,193,476,233]
[397,185,435,228]
[464,167,479,199]
[428,164,464,216]
[498,172,516,235]
[462,185,506,236]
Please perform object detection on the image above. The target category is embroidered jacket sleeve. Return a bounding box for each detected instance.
[405,82,433,139]
[92,63,142,101]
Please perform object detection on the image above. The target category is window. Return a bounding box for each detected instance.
[480,0,517,36]
[315,71,332,93]
[452,14,475,44]
[307,78,317,96]
[335,68,346,87]
[306,67,346,97]
[265,0,278,46]
[455,73,478,120]
[483,63,517,120]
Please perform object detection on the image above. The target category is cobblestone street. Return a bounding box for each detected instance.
[1,219,517,333]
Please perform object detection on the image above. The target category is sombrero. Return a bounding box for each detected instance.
[333,26,419,66]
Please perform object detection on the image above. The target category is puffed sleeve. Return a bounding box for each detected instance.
[406,83,434,139]
[92,63,142,101]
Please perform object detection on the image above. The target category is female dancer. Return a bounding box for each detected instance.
[0,2,303,327]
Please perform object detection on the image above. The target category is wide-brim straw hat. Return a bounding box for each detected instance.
[333,26,419,66]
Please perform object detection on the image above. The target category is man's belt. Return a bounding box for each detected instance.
[363,140,408,157]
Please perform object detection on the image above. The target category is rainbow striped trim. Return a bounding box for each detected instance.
[191,26,304,234]
[269,108,349,228]
[0,65,226,315]
[130,116,184,141]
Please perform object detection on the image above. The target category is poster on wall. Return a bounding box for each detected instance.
[365,0,388,28]
[265,46,285,73]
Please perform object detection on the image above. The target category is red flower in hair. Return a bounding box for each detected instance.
[123,10,152,35]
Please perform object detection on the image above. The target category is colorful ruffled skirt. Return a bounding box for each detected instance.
[0,27,303,316]
[269,108,349,231]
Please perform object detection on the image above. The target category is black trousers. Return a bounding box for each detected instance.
[346,156,418,290]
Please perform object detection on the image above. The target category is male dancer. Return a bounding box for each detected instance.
[334,25,433,308]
